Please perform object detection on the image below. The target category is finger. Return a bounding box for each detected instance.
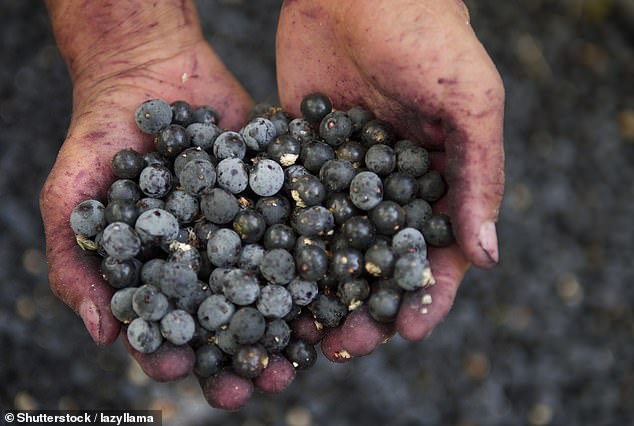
[253,354,296,394]
[200,369,253,410]
[441,67,505,268]
[396,244,469,341]
[321,307,395,361]
[41,163,120,345]
[121,332,195,381]
[289,310,326,344]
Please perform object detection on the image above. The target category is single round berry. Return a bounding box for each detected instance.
[160,309,195,345]
[260,249,296,285]
[197,294,235,331]
[320,110,353,146]
[368,200,406,235]
[179,159,216,197]
[135,208,179,246]
[192,105,220,125]
[268,109,291,136]
[139,164,173,198]
[335,140,367,168]
[301,92,332,124]
[229,307,266,344]
[364,243,397,278]
[383,172,418,205]
[263,224,296,251]
[105,199,139,226]
[260,319,291,352]
[288,118,315,144]
[132,284,169,321]
[349,171,383,210]
[292,206,335,237]
[289,174,326,207]
[239,244,266,271]
[300,140,335,173]
[284,339,317,369]
[101,222,141,260]
[249,158,284,196]
[257,284,293,318]
[194,344,225,377]
[170,100,194,126]
[337,278,370,309]
[155,124,189,158]
[232,209,266,243]
[223,269,261,306]
[70,199,106,237]
[397,145,430,177]
[255,195,291,226]
[111,148,145,179]
[392,227,427,256]
[417,170,447,202]
[108,179,142,203]
[232,344,269,379]
[368,287,402,323]
[394,139,416,154]
[330,248,364,281]
[309,294,347,328]
[207,228,242,267]
[101,256,140,288]
[127,318,163,353]
[421,213,455,247]
[164,190,199,224]
[140,258,166,286]
[267,134,302,166]
[216,158,249,194]
[342,215,376,249]
[294,245,328,281]
[216,327,240,355]
[241,117,277,151]
[319,159,356,192]
[110,287,138,324]
[365,144,396,176]
[324,192,359,226]
[287,277,319,306]
[347,106,374,134]
[158,261,199,298]
[186,122,221,151]
[135,99,172,134]
[394,252,434,291]
[213,131,246,160]
[200,188,240,225]
[403,199,433,231]
[361,119,396,147]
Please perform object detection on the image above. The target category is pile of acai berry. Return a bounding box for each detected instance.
[69,93,453,380]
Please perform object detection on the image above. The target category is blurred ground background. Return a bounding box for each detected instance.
[1,0,633,425]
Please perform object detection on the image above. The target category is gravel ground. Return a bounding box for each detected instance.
[1,0,633,425]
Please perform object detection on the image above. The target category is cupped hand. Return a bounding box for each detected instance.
[277,0,505,357]
[39,35,295,409]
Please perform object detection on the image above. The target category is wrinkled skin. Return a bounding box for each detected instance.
[39,1,279,408]
[41,0,504,410]
[277,0,505,359]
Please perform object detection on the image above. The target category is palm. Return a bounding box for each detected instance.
[40,40,253,376]
[277,0,504,348]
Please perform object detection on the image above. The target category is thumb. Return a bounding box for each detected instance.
[442,71,505,268]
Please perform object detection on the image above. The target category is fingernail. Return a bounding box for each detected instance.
[79,300,101,343]
[478,221,499,264]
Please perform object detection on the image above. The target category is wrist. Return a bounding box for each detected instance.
[45,0,204,84]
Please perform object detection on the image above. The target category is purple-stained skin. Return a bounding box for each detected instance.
[42,0,503,411]
[277,0,503,367]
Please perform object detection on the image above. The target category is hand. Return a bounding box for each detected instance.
[41,0,294,410]
[277,0,505,357]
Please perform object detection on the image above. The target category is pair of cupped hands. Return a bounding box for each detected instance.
[40,0,504,410]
